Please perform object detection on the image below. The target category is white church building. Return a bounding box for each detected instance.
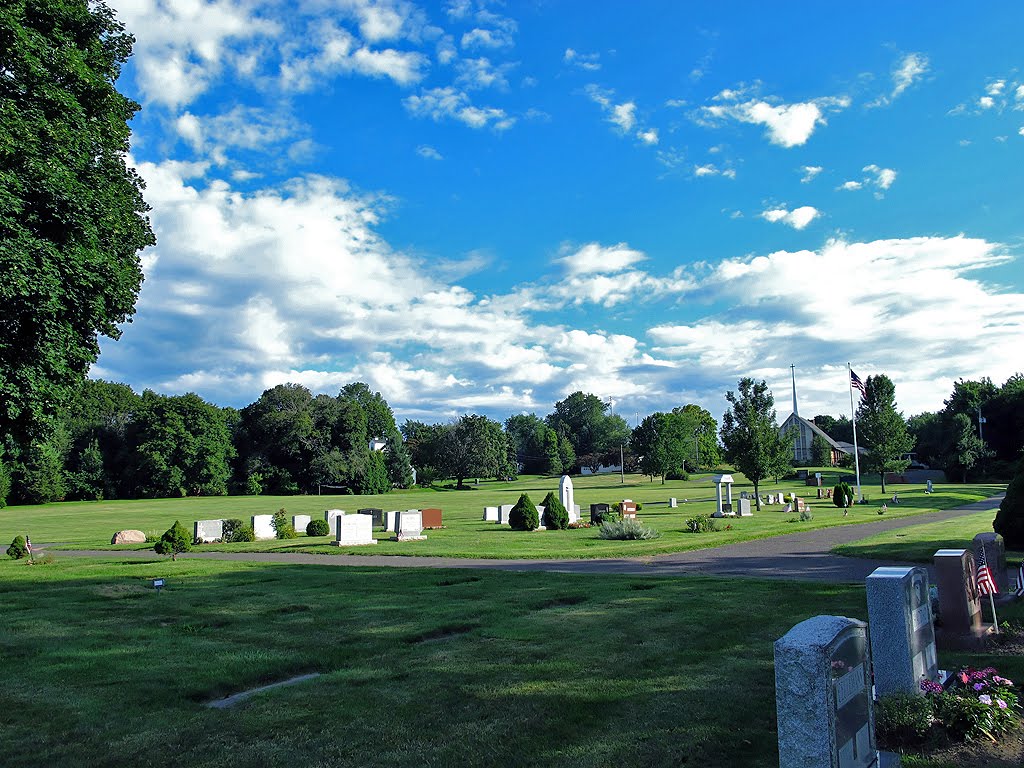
[777,365,851,466]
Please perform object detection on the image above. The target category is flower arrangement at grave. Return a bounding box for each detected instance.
[877,666,1021,751]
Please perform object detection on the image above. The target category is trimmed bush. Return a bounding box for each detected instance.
[832,482,852,508]
[875,693,933,749]
[799,507,813,522]
[599,518,660,540]
[306,518,331,537]
[271,508,297,539]
[508,493,539,531]
[540,491,569,530]
[154,521,192,560]
[993,461,1024,550]
[6,535,28,560]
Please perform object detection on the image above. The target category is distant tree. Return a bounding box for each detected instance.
[856,374,914,494]
[357,450,390,495]
[546,392,629,473]
[504,414,548,474]
[945,412,992,483]
[338,382,397,443]
[813,415,855,444]
[676,404,720,472]
[0,0,155,449]
[540,491,569,529]
[720,378,791,511]
[9,430,67,504]
[154,520,191,560]
[557,432,576,475]
[811,434,832,467]
[907,411,945,469]
[440,414,507,488]
[402,420,446,485]
[384,432,414,488]
[631,413,674,483]
[541,428,562,475]
[64,438,104,501]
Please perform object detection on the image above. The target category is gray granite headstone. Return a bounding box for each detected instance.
[775,615,882,768]
[737,498,752,516]
[498,504,514,525]
[934,548,988,649]
[483,506,499,522]
[866,566,939,697]
[590,503,610,524]
[972,532,1008,593]
[194,519,223,543]
[559,475,574,517]
[358,508,385,528]
[292,514,311,534]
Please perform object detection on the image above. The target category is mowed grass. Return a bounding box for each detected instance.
[3,556,1023,768]
[1,472,1004,559]
[834,507,1022,565]
[0,554,861,768]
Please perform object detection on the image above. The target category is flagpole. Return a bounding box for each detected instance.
[848,363,863,502]
[990,593,1000,634]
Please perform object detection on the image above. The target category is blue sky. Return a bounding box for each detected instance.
[97,0,1024,426]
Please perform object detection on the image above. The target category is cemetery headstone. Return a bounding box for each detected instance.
[358,508,385,528]
[712,474,734,517]
[972,532,1009,593]
[669,497,678,508]
[194,519,223,543]
[334,514,376,546]
[535,505,547,530]
[385,511,397,532]
[925,479,933,494]
[559,475,575,517]
[620,500,637,519]
[498,504,514,525]
[737,498,752,516]
[292,515,311,535]
[866,566,940,697]
[767,493,776,505]
[324,509,346,536]
[934,548,991,650]
[590,503,610,524]
[483,506,499,522]
[421,508,443,529]
[396,510,426,541]
[775,615,886,768]
[252,515,275,540]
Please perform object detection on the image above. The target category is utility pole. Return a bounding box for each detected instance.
[620,444,625,483]
[977,406,986,441]
[693,426,701,473]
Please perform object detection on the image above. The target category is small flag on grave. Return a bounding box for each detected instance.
[976,545,997,595]
[1016,564,1024,598]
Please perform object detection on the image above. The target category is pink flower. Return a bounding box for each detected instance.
[997,699,1008,709]
[979,695,992,705]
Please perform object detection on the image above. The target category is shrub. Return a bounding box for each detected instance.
[799,507,813,522]
[221,519,255,543]
[876,693,934,748]
[599,518,660,540]
[685,514,719,533]
[508,493,539,531]
[6,535,28,559]
[271,508,297,539]
[832,482,852,508]
[306,518,330,536]
[666,469,689,481]
[600,504,623,524]
[154,521,192,560]
[993,460,1024,549]
[540,491,569,530]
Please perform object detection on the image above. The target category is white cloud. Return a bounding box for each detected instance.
[455,57,514,91]
[838,180,863,191]
[556,243,647,276]
[869,52,929,107]
[986,80,1006,96]
[461,27,514,50]
[701,89,850,147]
[564,48,601,71]
[637,129,659,145]
[584,85,658,143]
[979,95,996,110]
[760,206,820,230]
[839,165,897,196]
[174,106,310,165]
[612,102,637,132]
[694,163,735,179]
[417,145,443,160]
[1019,127,1024,136]
[404,87,515,130]
[800,165,823,183]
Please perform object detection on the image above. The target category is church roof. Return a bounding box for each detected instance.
[780,413,845,450]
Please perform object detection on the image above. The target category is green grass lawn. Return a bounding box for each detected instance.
[2,555,1022,768]
[833,507,1022,565]
[1,472,1004,560]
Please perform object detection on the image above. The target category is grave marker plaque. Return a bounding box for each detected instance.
[421,508,442,529]
[194,519,223,543]
[334,514,376,546]
[498,504,514,525]
[972,532,1008,593]
[866,566,939,696]
[396,510,425,541]
[357,508,385,528]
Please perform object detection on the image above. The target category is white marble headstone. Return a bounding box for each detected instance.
[252,514,275,540]
[194,519,223,543]
[292,514,311,534]
[559,475,574,519]
[396,510,425,541]
[483,506,499,522]
[324,509,346,536]
[334,514,376,546]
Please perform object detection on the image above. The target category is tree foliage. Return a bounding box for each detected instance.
[720,378,791,510]
[508,492,539,531]
[154,520,191,560]
[811,433,832,466]
[0,0,155,448]
[440,414,510,488]
[855,374,914,493]
[993,460,1024,550]
[546,392,629,473]
[540,491,569,530]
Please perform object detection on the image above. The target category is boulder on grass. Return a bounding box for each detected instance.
[111,529,147,545]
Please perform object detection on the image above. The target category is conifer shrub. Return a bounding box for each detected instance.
[540,491,569,530]
[306,518,331,536]
[154,521,192,560]
[508,493,539,531]
[993,460,1024,550]
[832,482,853,508]
[6,535,28,559]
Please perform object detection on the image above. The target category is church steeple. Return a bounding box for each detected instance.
[790,363,799,418]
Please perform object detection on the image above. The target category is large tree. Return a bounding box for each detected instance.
[720,378,791,511]
[546,392,629,473]
[1,0,154,447]
[440,414,510,488]
[856,374,914,494]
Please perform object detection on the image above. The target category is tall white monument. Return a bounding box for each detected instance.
[559,475,574,515]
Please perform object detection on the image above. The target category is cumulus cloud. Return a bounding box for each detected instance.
[174,106,311,165]
[404,86,515,130]
[800,165,823,183]
[556,243,647,275]
[700,87,850,147]
[694,163,735,179]
[564,48,601,71]
[455,57,515,91]
[417,145,443,160]
[838,164,898,197]
[760,206,820,229]
[584,84,661,145]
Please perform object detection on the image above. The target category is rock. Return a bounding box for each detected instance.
[111,529,147,545]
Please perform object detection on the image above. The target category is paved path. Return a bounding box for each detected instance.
[51,496,1003,583]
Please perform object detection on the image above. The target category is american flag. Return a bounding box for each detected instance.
[976,545,997,595]
[850,370,867,397]
[1016,563,1024,598]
